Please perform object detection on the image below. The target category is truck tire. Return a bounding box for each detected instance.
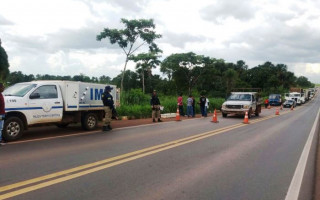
[3,117,24,141]
[81,113,98,130]
[222,113,227,118]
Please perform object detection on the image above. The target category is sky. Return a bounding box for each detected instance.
[0,0,319,83]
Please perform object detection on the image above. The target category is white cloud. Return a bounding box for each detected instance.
[0,0,319,84]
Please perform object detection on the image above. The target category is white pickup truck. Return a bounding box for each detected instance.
[221,91,262,118]
[285,92,303,105]
[3,81,118,141]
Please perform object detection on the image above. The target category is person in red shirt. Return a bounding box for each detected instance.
[0,83,6,145]
[177,93,185,116]
[264,98,269,108]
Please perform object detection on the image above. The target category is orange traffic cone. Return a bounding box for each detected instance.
[176,108,181,121]
[280,105,283,110]
[211,109,219,123]
[243,111,250,124]
[275,108,280,115]
[267,104,271,109]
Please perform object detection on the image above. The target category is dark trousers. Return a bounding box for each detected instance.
[179,105,184,116]
[192,105,195,117]
[200,106,206,117]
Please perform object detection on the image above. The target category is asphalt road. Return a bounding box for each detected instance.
[0,94,319,200]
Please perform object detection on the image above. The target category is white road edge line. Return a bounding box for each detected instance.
[285,107,320,200]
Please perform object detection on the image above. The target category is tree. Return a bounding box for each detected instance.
[111,70,140,91]
[72,74,91,82]
[296,76,313,88]
[161,52,207,94]
[99,75,112,84]
[96,18,161,93]
[129,44,162,93]
[223,68,238,96]
[0,39,9,82]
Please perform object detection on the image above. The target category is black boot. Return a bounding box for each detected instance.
[158,118,162,122]
[153,119,156,122]
[102,126,110,132]
[108,125,112,130]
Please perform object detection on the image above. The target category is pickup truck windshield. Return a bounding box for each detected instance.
[3,84,37,97]
[228,94,251,101]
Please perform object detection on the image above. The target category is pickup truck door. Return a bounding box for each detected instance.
[28,84,63,124]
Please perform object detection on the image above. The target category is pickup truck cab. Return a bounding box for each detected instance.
[3,81,118,141]
[285,92,302,105]
[221,91,262,118]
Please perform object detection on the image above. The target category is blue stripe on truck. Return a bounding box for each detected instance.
[79,105,104,108]
[5,106,63,111]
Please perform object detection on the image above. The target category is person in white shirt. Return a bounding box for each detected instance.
[205,98,209,117]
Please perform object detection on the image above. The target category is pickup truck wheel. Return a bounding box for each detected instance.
[3,117,24,141]
[222,113,227,118]
[81,113,98,130]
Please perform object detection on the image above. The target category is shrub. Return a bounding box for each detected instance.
[116,94,225,119]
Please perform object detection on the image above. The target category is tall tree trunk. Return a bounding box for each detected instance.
[120,57,129,94]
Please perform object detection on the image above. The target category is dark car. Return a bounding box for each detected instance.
[283,99,296,108]
[269,94,282,106]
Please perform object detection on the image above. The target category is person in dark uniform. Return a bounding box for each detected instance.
[199,94,207,117]
[150,90,162,122]
[101,86,114,131]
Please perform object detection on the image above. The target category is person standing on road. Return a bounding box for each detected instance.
[264,98,269,108]
[205,97,210,117]
[187,95,193,117]
[199,94,207,117]
[0,83,6,145]
[177,93,185,116]
[151,90,162,122]
[191,95,196,117]
[101,86,114,132]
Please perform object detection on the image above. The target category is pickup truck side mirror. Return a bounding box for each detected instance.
[30,93,40,99]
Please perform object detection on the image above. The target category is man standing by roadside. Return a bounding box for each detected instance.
[187,95,193,117]
[199,93,207,117]
[101,86,114,132]
[177,93,185,116]
[151,90,162,122]
[205,97,210,117]
[191,95,196,117]
[0,83,6,145]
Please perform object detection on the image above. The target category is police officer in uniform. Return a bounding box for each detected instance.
[101,86,114,131]
[150,90,162,122]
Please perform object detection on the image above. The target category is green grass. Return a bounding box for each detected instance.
[117,91,225,119]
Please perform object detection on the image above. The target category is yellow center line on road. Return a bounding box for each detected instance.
[0,107,302,199]
[0,122,249,200]
[0,122,245,193]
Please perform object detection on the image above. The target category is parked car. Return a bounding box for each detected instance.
[283,99,296,108]
[268,94,282,106]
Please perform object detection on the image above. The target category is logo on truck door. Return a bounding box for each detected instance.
[90,88,104,100]
[42,102,52,112]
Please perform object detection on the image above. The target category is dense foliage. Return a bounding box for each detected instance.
[5,57,314,98]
